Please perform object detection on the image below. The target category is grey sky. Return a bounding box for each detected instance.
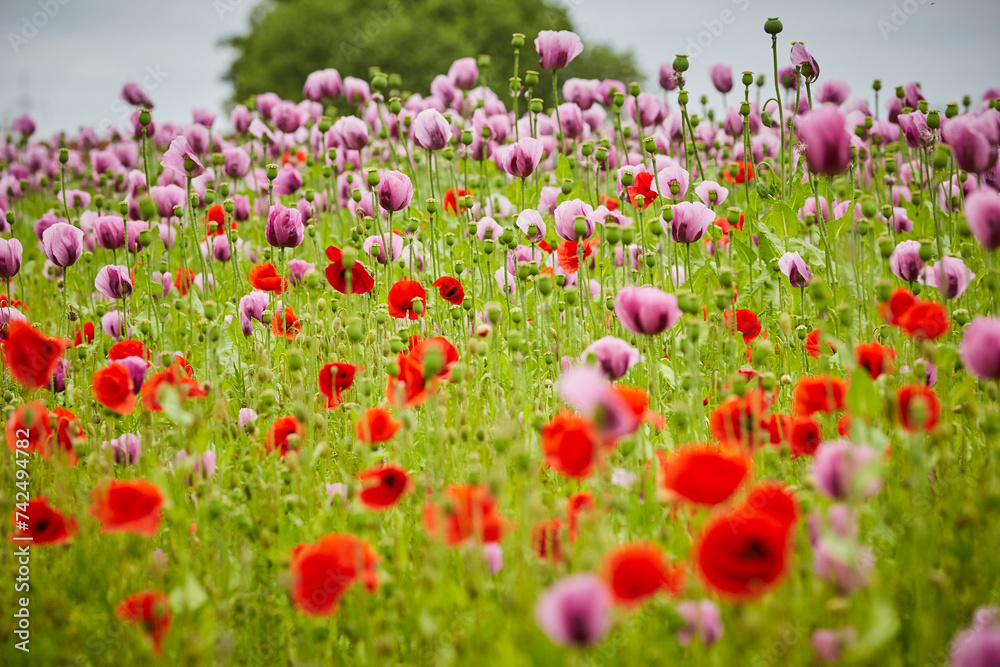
[1,0,998,138]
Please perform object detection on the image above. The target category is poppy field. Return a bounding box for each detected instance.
[4,17,1000,667]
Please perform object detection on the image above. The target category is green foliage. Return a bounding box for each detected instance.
[222,0,642,106]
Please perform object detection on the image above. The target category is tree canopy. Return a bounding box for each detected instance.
[222,0,642,107]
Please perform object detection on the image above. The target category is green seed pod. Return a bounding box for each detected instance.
[764,17,783,35]
[672,54,690,72]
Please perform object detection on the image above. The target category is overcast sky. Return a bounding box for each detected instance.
[2,0,998,137]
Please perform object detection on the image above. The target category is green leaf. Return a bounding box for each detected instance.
[847,367,882,419]
[829,206,855,240]
[169,572,208,612]
[731,234,755,268]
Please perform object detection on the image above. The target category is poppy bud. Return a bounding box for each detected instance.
[932,146,950,171]
[860,198,877,218]
[837,304,853,327]
[984,271,1000,295]
[917,100,928,113]
[613,91,625,107]
[564,287,578,305]
[288,350,303,371]
[718,268,733,287]
[621,227,635,246]
[927,110,940,130]
[484,240,495,255]
[678,291,699,314]
[555,274,566,288]
[945,102,959,119]
[714,290,732,310]
[642,136,656,154]
[954,308,971,326]
[808,278,832,307]
[59,147,69,164]
[634,194,645,209]
[739,101,751,117]
[366,169,380,188]
[673,54,689,72]
[422,345,443,379]
[371,73,387,91]
[761,110,773,127]
[918,242,934,262]
[595,146,608,162]
[764,17,783,34]
[856,219,870,236]
[877,236,894,258]
[388,97,402,115]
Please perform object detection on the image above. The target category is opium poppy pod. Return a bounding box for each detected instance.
[3,320,66,391]
[89,478,166,537]
[354,407,401,444]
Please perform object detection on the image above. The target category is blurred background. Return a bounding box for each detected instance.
[1,0,998,136]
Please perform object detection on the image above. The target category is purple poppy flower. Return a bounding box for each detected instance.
[473,216,503,242]
[534,30,584,70]
[58,189,92,210]
[950,607,1000,667]
[677,600,724,647]
[331,116,369,151]
[943,111,1000,174]
[506,245,545,275]
[93,215,127,250]
[101,310,128,340]
[790,42,820,83]
[265,204,305,248]
[665,201,714,244]
[273,164,303,196]
[161,135,205,178]
[222,147,250,179]
[658,62,678,91]
[695,180,729,207]
[898,111,933,148]
[33,211,65,241]
[554,199,596,241]
[889,240,924,282]
[563,78,600,110]
[966,187,1000,249]
[500,137,544,179]
[103,433,141,466]
[203,235,230,263]
[363,232,404,264]
[482,542,503,574]
[559,364,639,440]
[95,265,133,300]
[614,285,681,336]
[48,359,70,393]
[343,76,371,106]
[0,238,22,279]
[377,170,413,212]
[121,82,154,108]
[582,336,642,380]
[447,57,479,90]
[116,356,149,393]
[515,209,546,243]
[817,79,851,106]
[960,317,1000,379]
[779,251,812,288]
[412,108,451,151]
[709,64,733,94]
[149,184,185,218]
[798,107,851,175]
[657,165,690,200]
[238,407,258,431]
[812,628,857,664]
[919,256,974,299]
[272,101,304,134]
[615,244,643,271]
[902,81,925,109]
[812,440,881,500]
[535,574,612,647]
[304,68,343,101]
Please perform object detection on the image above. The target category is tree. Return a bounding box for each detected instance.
[221,0,642,108]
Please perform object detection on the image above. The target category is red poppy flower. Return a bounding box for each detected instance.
[762,413,792,445]
[324,246,374,295]
[599,194,620,211]
[266,415,304,456]
[612,385,666,430]
[175,266,196,296]
[108,339,152,362]
[600,542,685,606]
[721,160,754,185]
[204,204,235,236]
[270,307,301,341]
[791,375,848,416]
[788,416,822,457]
[805,329,837,359]
[724,308,762,344]
[51,407,85,465]
[423,484,512,546]
[896,384,940,432]
[116,591,172,656]
[556,237,598,274]
[541,410,601,479]
[879,287,917,326]
[354,407,401,444]
[855,341,895,379]
[248,262,287,294]
[5,401,53,457]
[409,336,459,379]
[656,444,750,506]
[531,518,565,562]
[538,240,556,253]
[171,353,195,376]
[741,482,799,529]
[626,171,658,210]
[318,362,359,409]
[837,413,852,437]
[3,320,66,390]
[91,363,137,415]
[140,363,206,412]
[74,321,95,346]
[694,509,793,600]
[357,463,413,511]
[709,389,769,449]
[387,280,427,320]
[443,187,472,216]
[566,491,595,542]
[290,533,379,616]
[432,276,465,305]
[89,479,165,537]
[0,292,25,310]
[899,300,950,341]
[386,352,435,408]
[10,497,78,545]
